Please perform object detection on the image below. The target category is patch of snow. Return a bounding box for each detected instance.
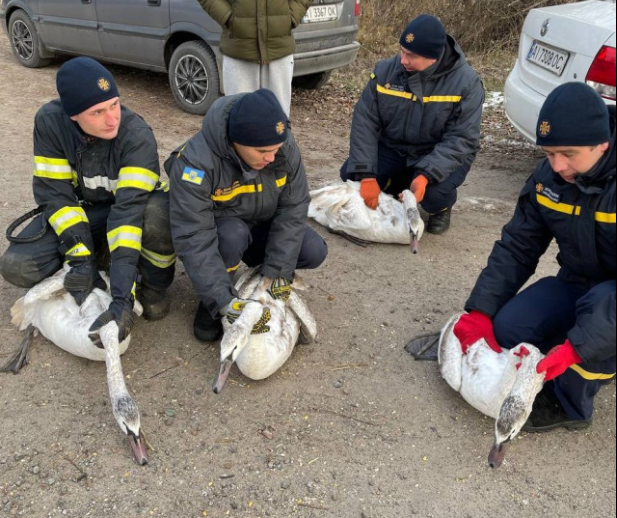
[483,91,504,109]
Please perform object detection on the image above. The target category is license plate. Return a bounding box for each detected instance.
[302,4,339,23]
[526,41,570,76]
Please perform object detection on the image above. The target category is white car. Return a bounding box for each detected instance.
[505,0,616,143]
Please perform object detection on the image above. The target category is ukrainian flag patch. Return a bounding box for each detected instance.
[181,166,205,185]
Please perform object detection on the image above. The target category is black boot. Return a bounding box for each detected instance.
[193,302,223,342]
[523,391,592,433]
[137,285,171,321]
[427,208,451,234]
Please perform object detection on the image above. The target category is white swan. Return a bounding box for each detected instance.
[2,267,148,465]
[438,313,546,468]
[212,267,317,393]
[308,181,424,253]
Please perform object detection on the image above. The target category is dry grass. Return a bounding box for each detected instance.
[358,0,574,54]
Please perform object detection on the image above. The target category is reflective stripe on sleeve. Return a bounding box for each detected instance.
[108,225,143,252]
[140,248,177,269]
[49,206,89,235]
[33,156,73,180]
[116,167,159,192]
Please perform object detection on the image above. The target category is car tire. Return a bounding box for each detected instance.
[8,10,51,68]
[168,41,220,116]
[293,70,333,90]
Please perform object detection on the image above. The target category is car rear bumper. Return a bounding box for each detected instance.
[293,41,360,77]
[504,60,545,144]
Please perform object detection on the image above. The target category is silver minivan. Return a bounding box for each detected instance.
[0,0,360,114]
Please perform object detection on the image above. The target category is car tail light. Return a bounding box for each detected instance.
[355,0,361,17]
[585,45,616,101]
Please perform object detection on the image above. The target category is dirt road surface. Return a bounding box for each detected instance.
[0,31,615,518]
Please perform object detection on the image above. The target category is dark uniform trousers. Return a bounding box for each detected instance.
[0,190,175,291]
[215,218,328,274]
[340,143,470,214]
[493,276,616,421]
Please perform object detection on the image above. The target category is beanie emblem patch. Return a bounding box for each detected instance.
[98,78,111,92]
[538,120,552,137]
[405,33,415,44]
[276,122,286,136]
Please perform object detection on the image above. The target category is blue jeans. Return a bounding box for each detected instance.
[340,145,470,214]
[493,277,616,420]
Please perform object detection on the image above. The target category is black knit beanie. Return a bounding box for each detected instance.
[536,83,610,146]
[399,14,447,60]
[228,89,289,147]
[56,57,119,117]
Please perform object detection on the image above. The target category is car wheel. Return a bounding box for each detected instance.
[168,41,220,116]
[293,70,333,90]
[8,10,51,68]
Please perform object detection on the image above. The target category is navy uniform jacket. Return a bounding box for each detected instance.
[466,106,616,364]
[165,95,310,318]
[346,35,484,183]
[33,100,161,301]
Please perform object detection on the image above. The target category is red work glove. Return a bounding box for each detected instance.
[360,178,381,209]
[536,340,582,381]
[453,310,503,355]
[410,175,429,203]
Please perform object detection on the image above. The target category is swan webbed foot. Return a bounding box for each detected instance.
[0,325,35,374]
[404,332,440,361]
[327,229,370,247]
[212,358,234,394]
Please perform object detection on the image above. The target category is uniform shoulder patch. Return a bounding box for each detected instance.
[181,166,205,186]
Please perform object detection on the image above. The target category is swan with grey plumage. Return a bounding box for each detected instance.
[1,266,148,465]
[308,181,424,253]
[212,267,317,394]
[438,313,546,468]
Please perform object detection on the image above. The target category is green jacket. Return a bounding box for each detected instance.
[198,0,313,63]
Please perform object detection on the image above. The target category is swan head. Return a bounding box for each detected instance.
[112,394,148,466]
[401,190,424,254]
[212,301,264,394]
[488,343,545,468]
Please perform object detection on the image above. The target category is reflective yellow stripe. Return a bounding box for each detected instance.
[107,226,142,252]
[536,194,582,216]
[596,212,616,224]
[276,176,287,188]
[66,243,91,258]
[49,206,89,235]
[211,184,263,202]
[226,263,241,273]
[423,95,462,103]
[569,364,616,381]
[140,248,176,269]
[116,167,159,192]
[158,181,169,193]
[131,282,137,299]
[33,156,73,180]
[376,84,413,100]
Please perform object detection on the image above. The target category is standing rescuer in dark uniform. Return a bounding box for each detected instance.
[453,83,616,431]
[341,14,484,234]
[0,57,176,340]
[166,88,327,342]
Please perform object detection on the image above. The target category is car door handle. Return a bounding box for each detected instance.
[147,0,161,5]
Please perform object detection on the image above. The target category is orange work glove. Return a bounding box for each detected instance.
[410,175,429,203]
[360,178,381,209]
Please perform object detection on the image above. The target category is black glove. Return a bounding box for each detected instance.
[267,277,292,303]
[64,261,107,306]
[223,298,271,335]
[88,298,135,346]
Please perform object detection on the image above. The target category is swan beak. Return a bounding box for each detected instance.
[129,431,148,466]
[409,232,419,254]
[487,441,509,469]
[212,358,234,394]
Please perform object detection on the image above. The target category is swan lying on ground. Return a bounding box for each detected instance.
[406,312,546,468]
[1,267,148,465]
[309,181,424,253]
[213,267,317,394]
